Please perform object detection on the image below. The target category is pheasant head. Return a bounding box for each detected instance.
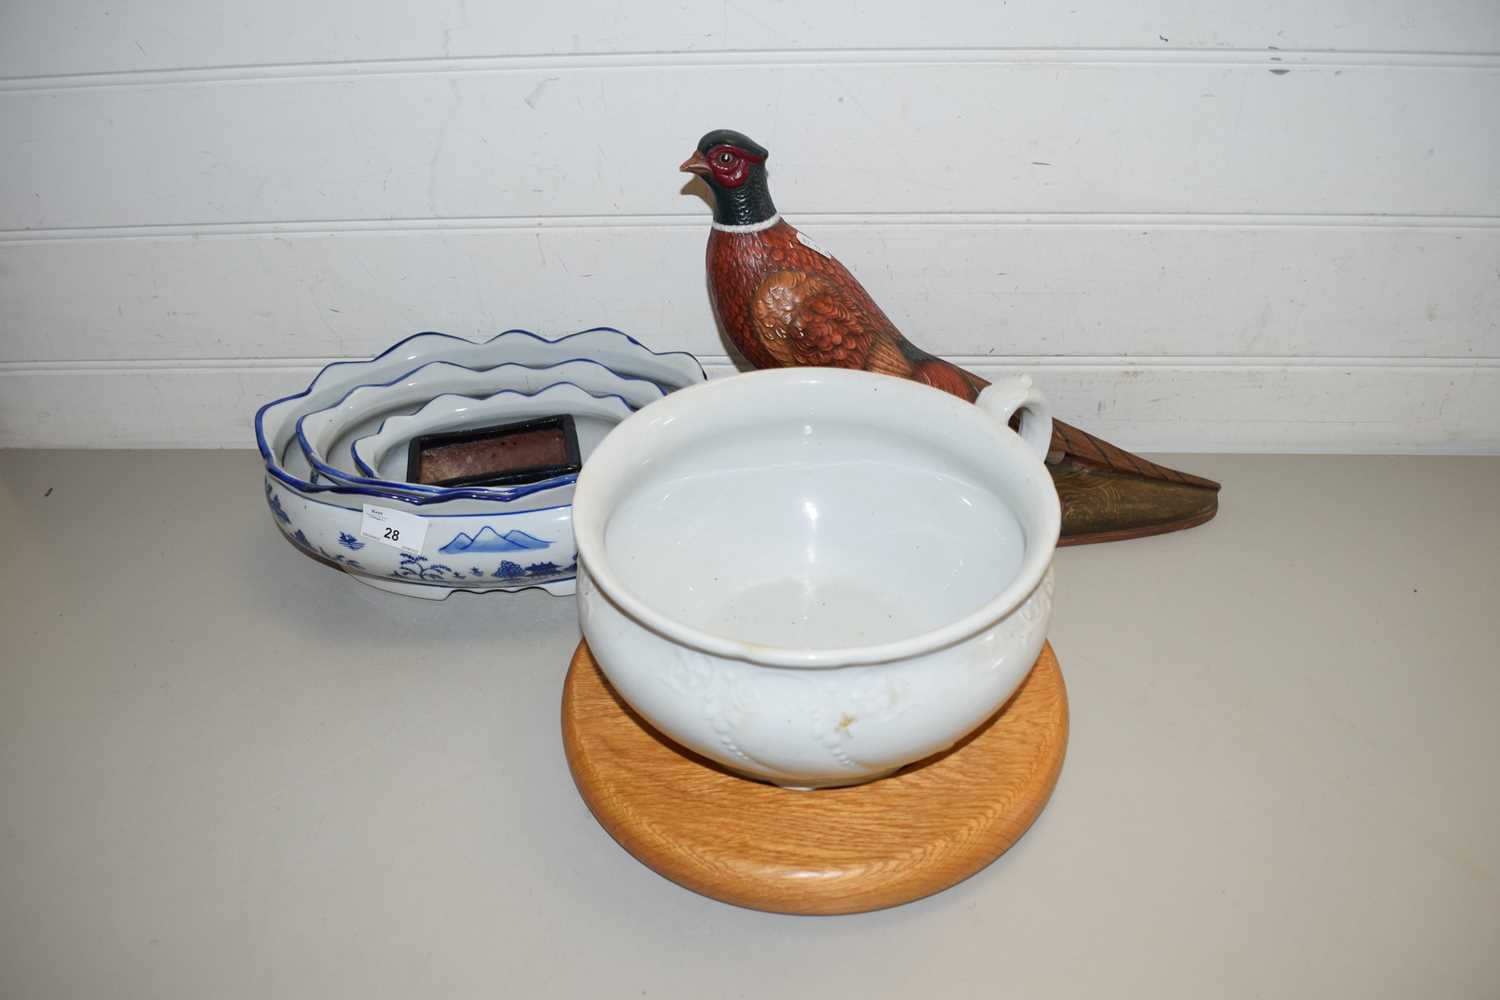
[680,129,778,228]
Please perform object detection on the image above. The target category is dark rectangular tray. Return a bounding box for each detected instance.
[405,413,581,489]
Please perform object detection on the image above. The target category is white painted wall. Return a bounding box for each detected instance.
[1,1,1497,450]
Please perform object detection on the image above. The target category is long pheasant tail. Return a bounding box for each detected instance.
[1051,419,1220,491]
[1047,418,1220,545]
[895,350,1220,545]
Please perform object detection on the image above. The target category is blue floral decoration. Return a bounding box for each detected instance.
[337,532,365,551]
[390,555,577,585]
[265,482,292,524]
[322,549,363,570]
[392,553,459,582]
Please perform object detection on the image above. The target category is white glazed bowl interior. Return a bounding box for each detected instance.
[577,369,1059,666]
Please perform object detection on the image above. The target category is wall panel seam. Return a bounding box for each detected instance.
[5,214,1500,244]
[3,46,1498,92]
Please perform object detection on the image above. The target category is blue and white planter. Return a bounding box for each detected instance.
[254,328,705,599]
[265,478,578,599]
[295,357,666,495]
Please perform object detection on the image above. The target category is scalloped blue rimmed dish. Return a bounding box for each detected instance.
[350,384,634,488]
[298,358,666,496]
[254,328,706,598]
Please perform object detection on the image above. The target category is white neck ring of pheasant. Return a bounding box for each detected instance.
[710,214,782,234]
[681,129,778,228]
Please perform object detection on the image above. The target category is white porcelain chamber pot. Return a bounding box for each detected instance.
[572,367,1061,789]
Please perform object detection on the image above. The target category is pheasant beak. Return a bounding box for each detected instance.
[680,150,711,177]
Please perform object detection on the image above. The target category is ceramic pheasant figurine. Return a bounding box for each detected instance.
[682,129,1219,545]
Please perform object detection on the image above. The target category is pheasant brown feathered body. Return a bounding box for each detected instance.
[688,128,1218,543]
[709,222,988,401]
[709,222,1217,491]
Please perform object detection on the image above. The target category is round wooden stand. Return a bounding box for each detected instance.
[562,640,1068,915]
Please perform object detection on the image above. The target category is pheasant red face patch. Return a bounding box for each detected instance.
[705,144,764,188]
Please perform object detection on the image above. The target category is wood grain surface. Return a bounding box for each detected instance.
[561,640,1068,915]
